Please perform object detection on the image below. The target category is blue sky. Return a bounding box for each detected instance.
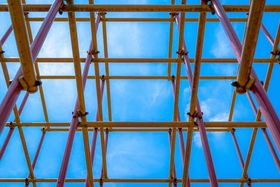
[0,0,279,186]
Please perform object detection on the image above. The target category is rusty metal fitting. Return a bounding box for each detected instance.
[169,12,179,17]
[9,122,15,129]
[168,128,172,134]
[206,0,215,15]
[176,50,188,57]
[77,111,89,118]
[98,12,107,16]
[58,1,66,15]
[24,11,29,16]
[187,111,203,119]
[87,50,100,56]
[0,50,5,54]
[18,76,39,93]
[101,75,105,80]
[231,76,255,94]
[173,178,178,185]
[41,127,47,133]
[247,178,252,185]
[99,178,104,186]
[271,50,280,56]
[25,178,30,185]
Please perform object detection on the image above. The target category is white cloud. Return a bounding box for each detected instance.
[209,112,229,121]
[210,26,234,58]
[193,133,202,148]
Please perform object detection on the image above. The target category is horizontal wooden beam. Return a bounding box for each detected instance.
[0,4,279,12]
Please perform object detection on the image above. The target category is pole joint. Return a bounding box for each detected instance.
[187,111,203,120]
[58,1,66,15]
[0,50,5,54]
[271,49,280,63]
[88,49,100,57]
[18,76,42,93]
[8,122,15,129]
[24,178,30,185]
[41,127,47,133]
[247,178,252,185]
[101,75,105,80]
[99,177,104,186]
[176,49,188,58]
[98,12,107,17]
[173,177,178,185]
[206,0,215,15]
[24,11,29,16]
[231,76,255,94]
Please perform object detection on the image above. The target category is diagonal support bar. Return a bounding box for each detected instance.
[174,9,218,186]
[235,0,266,92]
[8,0,38,93]
[0,0,63,134]
[56,14,101,187]
[211,0,280,151]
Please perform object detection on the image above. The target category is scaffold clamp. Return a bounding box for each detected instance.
[176,50,188,57]
[58,1,66,15]
[25,178,30,185]
[187,111,203,119]
[18,76,41,93]
[231,76,255,94]
[169,12,179,17]
[206,0,216,15]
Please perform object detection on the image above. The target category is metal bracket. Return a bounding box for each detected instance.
[206,0,216,15]
[41,127,47,133]
[99,178,104,186]
[98,12,107,17]
[169,12,179,17]
[231,76,255,94]
[176,50,188,57]
[87,50,100,56]
[9,122,15,129]
[73,110,88,119]
[25,178,30,185]
[18,76,42,93]
[187,111,203,120]
[247,178,252,185]
[0,50,5,55]
[271,50,280,64]
[58,1,66,15]
[101,75,105,80]
[173,178,178,185]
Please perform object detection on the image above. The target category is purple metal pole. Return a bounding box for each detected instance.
[25,130,46,187]
[174,15,218,187]
[0,0,63,134]
[247,91,280,170]
[0,25,13,45]
[168,129,178,187]
[261,24,274,46]
[57,16,101,187]
[211,0,280,151]
[171,79,191,187]
[262,128,280,170]
[99,129,109,187]
[0,92,29,160]
[231,130,245,167]
[85,79,105,187]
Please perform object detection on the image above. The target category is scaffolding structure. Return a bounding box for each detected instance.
[0,0,279,187]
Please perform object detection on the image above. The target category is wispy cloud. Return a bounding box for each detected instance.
[210,25,234,58]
